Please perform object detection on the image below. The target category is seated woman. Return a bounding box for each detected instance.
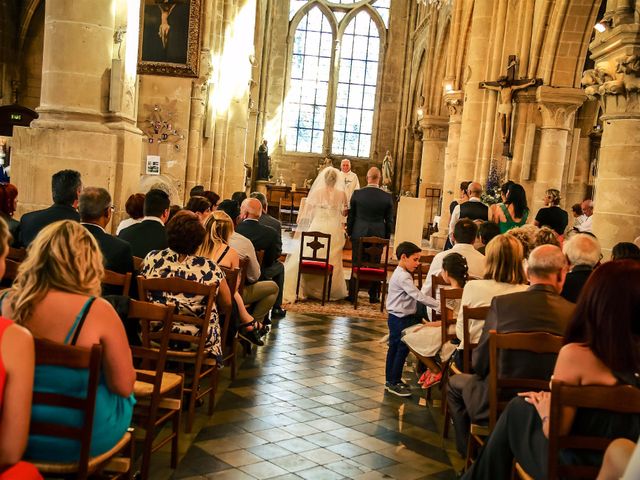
[456,234,528,351]
[0,219,41,479]
[197,211,266,346]
[185,196,212,224]
[115,192,145,235]
[463,260,640,479]
[2,220,135,463]
[141,210,232,363]
[0,184,19,247]
[402,252,468,388]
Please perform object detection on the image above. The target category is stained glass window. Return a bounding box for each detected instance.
[332,11,380,157]
[285,8,333,153]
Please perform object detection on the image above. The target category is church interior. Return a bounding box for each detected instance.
[0,0,639,479]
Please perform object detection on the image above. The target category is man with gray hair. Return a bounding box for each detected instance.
[574,199,594,233]
[447,244,574,458]
[561,233,601,303]
[79,187,134,285]
[250,191,282,240]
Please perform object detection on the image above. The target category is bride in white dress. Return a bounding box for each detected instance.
[283,167,349,303]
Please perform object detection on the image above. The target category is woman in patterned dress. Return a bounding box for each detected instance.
[141,210,232,363]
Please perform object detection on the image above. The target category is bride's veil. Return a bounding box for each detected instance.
[294,166,346,239]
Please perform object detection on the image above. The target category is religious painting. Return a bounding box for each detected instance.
[138,0,202,77]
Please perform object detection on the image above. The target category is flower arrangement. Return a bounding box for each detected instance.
[481,163,504,205]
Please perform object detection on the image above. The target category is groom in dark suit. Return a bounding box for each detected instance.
[347,167,394,303]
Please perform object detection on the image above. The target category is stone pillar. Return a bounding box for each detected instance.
[532,86,586,213]
[11,1,143,230]
[418,115,448,227]
[431,90,463,249]
[581,3,640,252]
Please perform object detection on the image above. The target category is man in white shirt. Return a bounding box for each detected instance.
[448,182,488,244]
[339,159,360,205]
[575,199,594,233]
[422,218,485,299]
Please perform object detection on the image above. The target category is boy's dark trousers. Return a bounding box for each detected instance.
[385,313,420,384]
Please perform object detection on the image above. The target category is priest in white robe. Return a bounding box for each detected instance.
[339,159,360,205]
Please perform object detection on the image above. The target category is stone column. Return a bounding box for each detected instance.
[418,115,448,227]
[532,86,586,213]
[431,90,463,249]
[581,3,640,252]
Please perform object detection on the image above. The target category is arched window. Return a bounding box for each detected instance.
[285,8,333,154]
[286,1,387,158]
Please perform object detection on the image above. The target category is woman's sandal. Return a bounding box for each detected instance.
[238,319,265,347]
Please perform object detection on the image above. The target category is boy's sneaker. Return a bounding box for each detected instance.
[385,382,412,397]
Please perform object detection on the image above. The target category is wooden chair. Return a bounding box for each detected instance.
[7,246,26,261]
[351,236,390,311]
[291,192,306,223]
[461,305,490,373]
[219,266,240,381]
[438,287,463,438]
[103,270,132,296]
[255,249,265,268]
[296,231,333,305]
[30,339,133,479]
[547,381,640,480]
[414,254,435,290]
[237,256,250,296]
[278,197,294,224]
[430,274,450,321]
[130,300,182,480]
[137,276,219,433]
[466,330,563,468]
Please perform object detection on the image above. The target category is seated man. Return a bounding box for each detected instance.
[447,245,575,457]
[79,187,134,295]
[250,191,282,241]
[118,189,170,258]
[561,233,601,303]
[217,199,278,326]
[235,198,286,318]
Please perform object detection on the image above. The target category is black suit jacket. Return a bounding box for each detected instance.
[560,265,593,303]
[259,214,282,242]
[235,219,281,270]
[83,223,134,274]
[347,186,394,239]
[463,284,574,422]
[19,204,80,246]
[117,219,168,259]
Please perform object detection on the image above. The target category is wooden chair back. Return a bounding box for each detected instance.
[103,270,132,296]
[488,330,563,429]
[462,305,490,372]
[548,381,640,480]
[415,254,435,289]
[237,256,250,295]
[130,299,174,374]
[7,246,26,261]
[137,276,217,352]
[300,231,331,265]
[31,339,103,478]
[218,266,239,346]
[440,287,463,346]
[278,197,293,223]
[430,274,450,321]
[255,249,265,267]
[353,236,390,270]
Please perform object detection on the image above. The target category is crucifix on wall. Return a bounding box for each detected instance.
[480,55,541,156]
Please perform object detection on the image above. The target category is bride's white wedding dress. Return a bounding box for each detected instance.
[283,169,349,303]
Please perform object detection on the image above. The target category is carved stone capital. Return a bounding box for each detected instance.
[443,90,464,117]
[418,115,449,141]
[536,86,586,130]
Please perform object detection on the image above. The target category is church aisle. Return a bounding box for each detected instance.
[162,313,462,479]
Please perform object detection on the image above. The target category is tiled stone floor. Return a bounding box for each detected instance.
[149,312,463,479]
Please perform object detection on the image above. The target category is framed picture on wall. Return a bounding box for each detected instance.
[138,0,202,77]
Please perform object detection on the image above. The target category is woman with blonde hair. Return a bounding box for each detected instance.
[534,188,568,236]
[1,220,135,463]
[455,234,529,351]
[197,211,268,346]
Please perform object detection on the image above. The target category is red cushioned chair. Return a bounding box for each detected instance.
[351,236,390,312]
[296,231,333,305]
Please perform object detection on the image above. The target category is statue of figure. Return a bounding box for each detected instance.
[382,150,394,188]
[257,139,270,180]
[480,76,536,144]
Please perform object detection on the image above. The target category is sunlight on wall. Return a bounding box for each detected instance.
[125,0,140,81]
[209,1,255,118]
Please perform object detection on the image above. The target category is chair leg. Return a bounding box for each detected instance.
[230,338,238,380]
[209,368,217,416]
[328,271,333,302]
[380,280,387,312]
[354,276,359,310]
[296,269,302,302]
[321,272,327,306]
[171,408,180,469]
[140,423,155,480]
[185,374,199,433]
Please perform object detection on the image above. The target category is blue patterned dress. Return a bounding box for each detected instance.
[141,249,225,363]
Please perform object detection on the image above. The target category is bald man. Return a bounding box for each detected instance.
[448,245,574,458]
[347,167,394,302]
[448,181,488,243]
[236,198,286,318]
